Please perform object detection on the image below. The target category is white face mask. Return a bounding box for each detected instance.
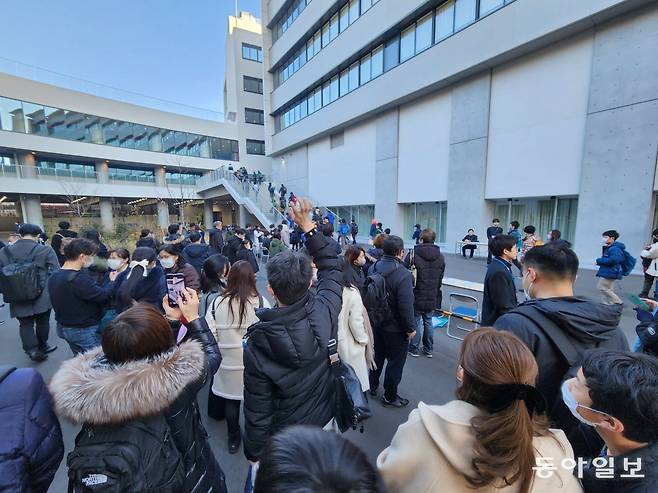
[160,257,176,269]
[561,381,608,427]
[107,258,124,271]
[83,257,95,269]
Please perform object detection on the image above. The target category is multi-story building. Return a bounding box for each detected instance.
[0,12,270,235]
[261,0,658,264]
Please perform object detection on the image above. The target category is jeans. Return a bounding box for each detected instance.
[57,324,101,355]
[597,278,622,305]
[369,330,409,401]
[410,311,433,353]
[17,310,51,353]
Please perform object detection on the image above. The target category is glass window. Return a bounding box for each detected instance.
[45,108,66,137]
[361,0,373,13]
[313,30,321,54]
[348,62,359,91]
[360,54,371,85]
[314,88,322,110]
[300,99,308,119]
[185,134,200,157]
[173,131,187,155]
[480,0,504,15]
[330,75,339,102]
[147,127,162,152]
[339,69,349,96]
[293,56,300,72]
[242,43,262,62]
[454,0,476,29]
[244,76,263,94]
[23,103,47,135]
[246,139,265,155]
[435,1,455,40]
[284,111,290,128]
[0,96,24,132]
[161,130,175,153]
[349,0,359,24]
[371,45,384,78]
[306,37,315,60]
[133,124,149,150]
[299,47,307,66]
[322,22,330,47]
[210,137,239,160]
[339,4,349,32]
[102,120,120,146]
[307,93,315,114]
[245,108,264,125]
[294,104,301,122]
[416,12,433,52]
[322,81,331,107]
[384,35,400,71]
[198,136,211,158]
[400,25,415,62]
[118,122,135,148]
[330,13,339,40]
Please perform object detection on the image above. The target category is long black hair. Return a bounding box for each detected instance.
[200,254,230,294]
[117,247,156,310]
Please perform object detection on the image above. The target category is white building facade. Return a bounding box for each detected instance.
[261,0,658,264]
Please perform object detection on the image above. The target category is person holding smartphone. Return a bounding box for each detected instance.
[159,244,200,293]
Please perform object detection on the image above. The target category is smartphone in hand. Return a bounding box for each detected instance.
[166,273,186,307]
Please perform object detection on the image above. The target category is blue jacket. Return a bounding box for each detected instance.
[509,228,523,250]
[0,367,64,492]
[596,241,626,280]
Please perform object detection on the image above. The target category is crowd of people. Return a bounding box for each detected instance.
[0,203,656,493]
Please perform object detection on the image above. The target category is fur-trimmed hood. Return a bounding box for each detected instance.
[49,340,206,425]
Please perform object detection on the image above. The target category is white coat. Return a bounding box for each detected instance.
[641,242,658,277]
[337,286,370,391]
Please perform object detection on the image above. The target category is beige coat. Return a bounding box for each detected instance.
[337,286,370,391]
[205,294,263,400]
[378,400,583,493]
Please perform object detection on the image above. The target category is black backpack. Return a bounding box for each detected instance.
[350,223,359,235]
[0,244,43,303]
[363,263,398,327]
[67,416,185,493]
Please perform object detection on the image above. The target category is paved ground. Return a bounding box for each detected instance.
[0,252,642,493]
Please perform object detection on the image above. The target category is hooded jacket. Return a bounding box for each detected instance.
[370,255,416,335]
[494,297,628,457]
[377,400,583,493]
[49,318,225,493]
[113,266,167,313]
[405,243,445,312]
[242,231,342,461]
[596,241,626,280]
[182,243,211,275]
[0,366,64,493]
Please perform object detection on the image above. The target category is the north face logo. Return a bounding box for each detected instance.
[81,474,108,486]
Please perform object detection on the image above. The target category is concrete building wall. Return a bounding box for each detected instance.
[486,33,593,199]
[398,90,451,203]
[271,145,310,197]
[575,4,658,262]
[307,120,376,206]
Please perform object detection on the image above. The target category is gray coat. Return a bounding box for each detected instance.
[0,239,60,318]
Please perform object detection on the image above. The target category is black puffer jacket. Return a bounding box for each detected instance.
[405,243,445,312]
[370,256,416,335]
[50,318,225,493]
[223,235,243,264]
[183,243,211,275]
[243,231,342,461]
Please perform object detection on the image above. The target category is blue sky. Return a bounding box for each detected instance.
[0,0,261,115]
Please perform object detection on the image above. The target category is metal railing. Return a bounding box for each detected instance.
[0,164,198,186]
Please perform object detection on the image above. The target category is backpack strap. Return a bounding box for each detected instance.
[511,304,582,367]
[0,365,16,384]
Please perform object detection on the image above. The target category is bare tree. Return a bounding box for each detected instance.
[59,181,92,217]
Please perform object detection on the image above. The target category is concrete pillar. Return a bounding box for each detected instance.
[237,204,247,228]
[95,161,109,184]
[203,200,214,229]
[374,109,404,235]
[574,7,658,265]
[99,198,114,231]
[157,201,170,232]
[155,166,166,187]
[17,152,37,179]
[20,195,43,229]
[446,73,495,245]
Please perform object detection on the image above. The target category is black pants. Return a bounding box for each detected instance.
[208,388,241,436]
[640,273,657,298]
[487,242,493,263]
[462,245,477,258]
[369,330,409,401]
[351,233,357,244]
[17,310,51,353]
